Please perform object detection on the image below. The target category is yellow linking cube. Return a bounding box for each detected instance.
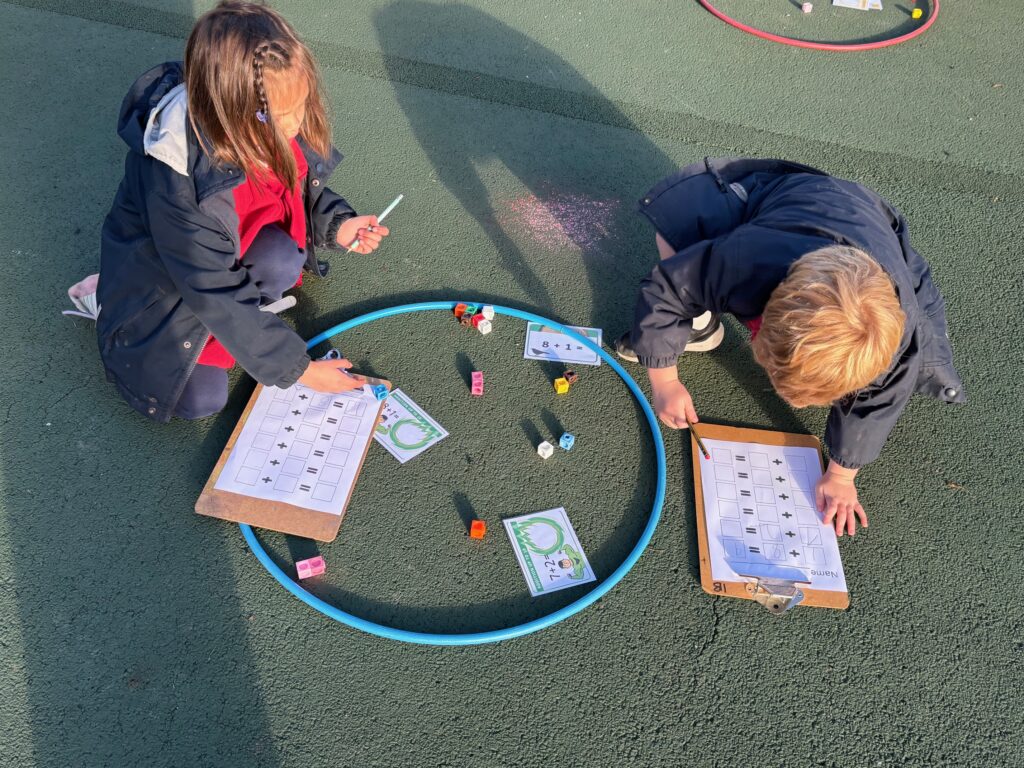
[553,377,570,395]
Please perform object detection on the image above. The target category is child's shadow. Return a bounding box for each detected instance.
[374,1,679,331]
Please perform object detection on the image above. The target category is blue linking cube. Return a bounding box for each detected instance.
[559,432,575,451]
[371,384,389,401]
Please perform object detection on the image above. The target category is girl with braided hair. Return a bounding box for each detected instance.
[96,1,389,421]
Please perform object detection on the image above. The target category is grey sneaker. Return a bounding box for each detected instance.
[614,314,724,363]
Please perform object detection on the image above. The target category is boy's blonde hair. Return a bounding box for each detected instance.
[185,1,331,190]
[751,245,905,407]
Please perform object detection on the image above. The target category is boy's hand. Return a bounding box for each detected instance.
[337,215,390,254]
[648,366,698,430]
[816,462,867,537]
[298,358,366,393]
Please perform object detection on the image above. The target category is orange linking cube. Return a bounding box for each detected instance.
[469,520,487,539]
[454,303,468,319]
[553,377,570,395]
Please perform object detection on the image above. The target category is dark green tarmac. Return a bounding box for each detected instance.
[0,1,1021,765]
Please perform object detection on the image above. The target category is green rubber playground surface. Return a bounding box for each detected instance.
[1,1,1021,765]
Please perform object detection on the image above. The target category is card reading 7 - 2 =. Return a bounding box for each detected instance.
[504,508,596,597]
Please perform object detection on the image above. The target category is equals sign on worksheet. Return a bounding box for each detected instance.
[740,490,751,497]
[742,508,755,515]
[738,472,749,478]
[748,546,760,554]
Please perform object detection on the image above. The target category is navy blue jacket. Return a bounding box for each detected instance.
[631,157,965,468]
[97,63,356,421]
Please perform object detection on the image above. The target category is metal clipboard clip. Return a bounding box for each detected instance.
[745,578,805,615]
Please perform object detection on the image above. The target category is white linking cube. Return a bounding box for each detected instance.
[481,305,495,320]
[537,441,554,459]
[477,319,492,335]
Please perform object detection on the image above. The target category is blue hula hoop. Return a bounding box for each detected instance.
[239,302,667,645]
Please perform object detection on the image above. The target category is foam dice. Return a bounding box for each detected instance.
[296,556,325,580]
[469,520,487,539]
[559,433,575,451]
[477,319,492,335]
[553,377,570,395]
[563,369,579,385]
[371,384,388,401]
[481,305,495,320]
[471,371,484,396]
[537,440,555,459]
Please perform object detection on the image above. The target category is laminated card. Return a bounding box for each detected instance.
[504,508,596,597]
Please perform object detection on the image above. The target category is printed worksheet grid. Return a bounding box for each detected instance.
[709,443,831,571]
[231,385,368,505]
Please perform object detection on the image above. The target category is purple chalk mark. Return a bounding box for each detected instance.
[497,192,621,252]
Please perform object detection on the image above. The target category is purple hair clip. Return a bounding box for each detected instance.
[256,109,268,124]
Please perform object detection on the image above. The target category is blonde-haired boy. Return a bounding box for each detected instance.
[618,158,964,536]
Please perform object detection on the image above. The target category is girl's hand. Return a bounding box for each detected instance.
[336,215,390,254]
[298,358,366,393]
[648,367,698,430]
[816,462,867,537]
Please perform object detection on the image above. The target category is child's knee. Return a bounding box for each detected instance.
[174,366,229,420]
[245,226,305,298]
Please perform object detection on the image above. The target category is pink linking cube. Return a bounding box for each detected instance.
[296,556,326,580]
[471,370,484,397]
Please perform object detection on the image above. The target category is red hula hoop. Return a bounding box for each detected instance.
[697,0,939,51]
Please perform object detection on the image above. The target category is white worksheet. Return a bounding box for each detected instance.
[523,322,603,366]
[698,439,847,593]
[214,383,381,515]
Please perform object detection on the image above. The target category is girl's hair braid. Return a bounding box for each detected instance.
[252,42,271,122]
[186,2,332,190]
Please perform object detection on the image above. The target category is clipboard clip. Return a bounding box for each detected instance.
[745,578,804,615]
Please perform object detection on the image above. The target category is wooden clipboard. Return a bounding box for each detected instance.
[691,422,849,610]
[195,378,390,541]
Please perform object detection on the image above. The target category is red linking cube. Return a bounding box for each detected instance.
[471,370,484,396]
[469,520,487,539]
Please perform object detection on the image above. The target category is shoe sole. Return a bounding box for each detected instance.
[614,323,725,363]
[684,323,725,352]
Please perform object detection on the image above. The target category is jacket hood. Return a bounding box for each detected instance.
[117,62,185,158]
